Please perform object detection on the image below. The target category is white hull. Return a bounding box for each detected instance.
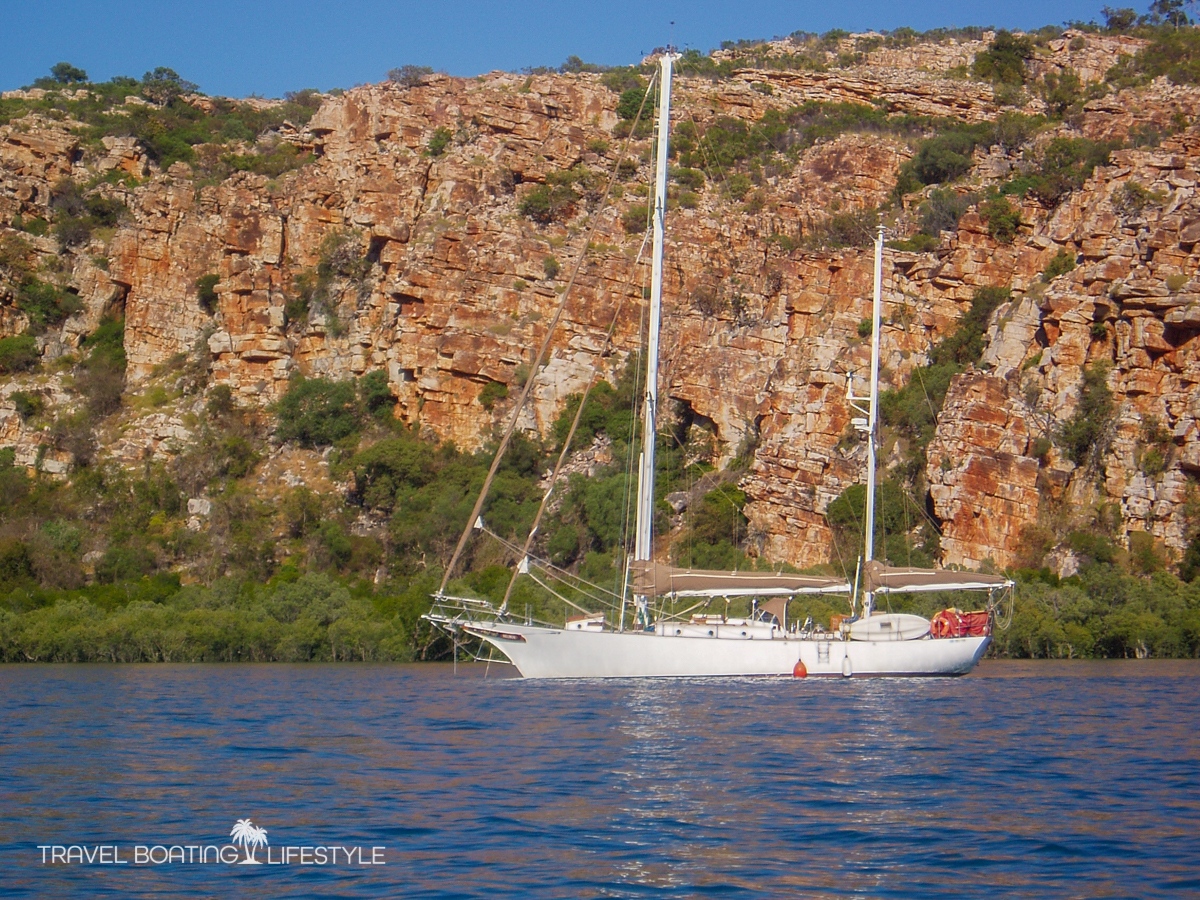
[463,622,989,679]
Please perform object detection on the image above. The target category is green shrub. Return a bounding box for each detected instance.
[980,195,1021,242]
[358,370,395,420]
[53,217,94,249]
[286,230,370,332]
[1113,181,1167,216]
[16,279,82,332]
[601,68,645,94]
[519,184,576,224]
[351,435,437,512]
[275,376,361,447]
[427,126,453,157]
[1039,67,1084,117]
[195,273,220,313]
[1042,249,1077,281]
[1107,26,1200,87]
[387,65,434,87]
[972,31,1034,85]
[12,391,45,420]
[16,216,49,236]
[48,62,89,84]
[671,167,706,191]
[722,173,752,201]
[909,129,981,185]
[478,380,508,411]
[77,317,127,416]
[806,207,878,249]
[0,334,40,373]
[616,86,649,120]
[140,67,198,105]
[1181,535,1200,582]
[919,188,975,235]
[1023,138,1115,205]
[221,143,314,178]
[673,485,750,569]
[931,286,1009,367]
[552,378,634,449]
[888,232,940,252]
[96,545,157,583]
[827,479,937,566]
[1056,363,1114,466]
[893,115,1044,199]
[621,203,649,234]
[542,255,560,279]
[49,180,126,249]
[882,285,1008,451]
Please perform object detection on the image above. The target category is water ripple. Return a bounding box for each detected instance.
[0,660,1197,898]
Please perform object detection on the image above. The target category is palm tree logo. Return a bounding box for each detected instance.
[230,818,269,864]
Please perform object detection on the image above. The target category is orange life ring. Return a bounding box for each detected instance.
[932,611,959,638]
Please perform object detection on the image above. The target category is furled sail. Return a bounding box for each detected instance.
[862,560,1013,594]
[630,561,850,598]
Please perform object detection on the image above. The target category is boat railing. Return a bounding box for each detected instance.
[424,593,505,632]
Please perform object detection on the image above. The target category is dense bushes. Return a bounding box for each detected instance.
[1107,26,1200,87]
[893,114,1042,198]
[881,285,1009,450]
[518,166,599,224]
[1015,137,1116,205]
[0,335,40,373]
[49,179,126,249]
[827,479,938,568]
[672,486,750,570]
[15,279,82,332]
[0,574,414,662]
[993,567,1200,659]
[1056,363,1115,467]
[972,31,1035,85]
[4,66,322,178]
[672,101,908,182]
[284,230,371,330]
[275,371,394,447]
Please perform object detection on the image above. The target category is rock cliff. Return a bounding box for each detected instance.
[2,29,1199,576]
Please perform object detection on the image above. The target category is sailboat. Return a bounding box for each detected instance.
[423,53,1013,678]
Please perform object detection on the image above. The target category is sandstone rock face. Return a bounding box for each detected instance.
[2,34,1199,575]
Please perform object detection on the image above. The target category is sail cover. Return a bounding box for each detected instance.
[630,561,850,597]
[863,560,1013,594]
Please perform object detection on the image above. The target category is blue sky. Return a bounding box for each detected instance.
[3,1,1142,98]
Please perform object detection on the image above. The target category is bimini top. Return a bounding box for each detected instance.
[862,560,1014,594]
[630,561,850,598]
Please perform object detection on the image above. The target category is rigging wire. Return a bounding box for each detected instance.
[497,230,651,612]
[476,522,627,611]
[525,570,597,617]
[437,73,661,595]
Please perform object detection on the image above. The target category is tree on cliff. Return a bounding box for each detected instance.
[387,65,433,88]
[49,62,88,84]
[140,67,198,104]
[972,31,1034,85]
[1148,0,1192,27]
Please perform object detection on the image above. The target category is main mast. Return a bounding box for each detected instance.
[631,53,676,628]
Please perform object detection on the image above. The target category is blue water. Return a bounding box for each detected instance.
[1,660,1198,898]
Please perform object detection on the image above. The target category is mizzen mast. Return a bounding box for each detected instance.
[848,224,886,620]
